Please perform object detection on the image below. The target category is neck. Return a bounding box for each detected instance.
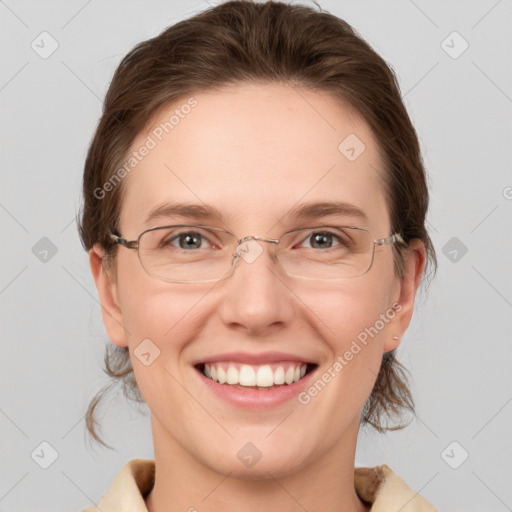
[145,415,370,512]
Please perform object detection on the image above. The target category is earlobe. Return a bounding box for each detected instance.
[384,240,426,352]
[89,245,129,348]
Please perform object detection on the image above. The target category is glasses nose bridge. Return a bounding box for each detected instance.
[230,234,280,272]
[235,234,280,258]
[237,234,280,246]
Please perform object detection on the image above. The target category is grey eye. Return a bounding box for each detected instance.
[309,232,335,249]
[300,231,344,250]
[158,231,208,250]
[171,232,206,250]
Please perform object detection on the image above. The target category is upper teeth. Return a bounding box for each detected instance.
[203,363,307,387]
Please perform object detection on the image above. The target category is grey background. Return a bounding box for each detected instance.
[1,0,511,510]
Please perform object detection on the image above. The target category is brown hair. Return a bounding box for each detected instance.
[79,0,436,448]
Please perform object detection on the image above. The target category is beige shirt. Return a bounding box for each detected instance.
[82,459,437,511]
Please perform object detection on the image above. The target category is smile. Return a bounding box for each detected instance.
[201,361,312,389]
[193,352,318,409]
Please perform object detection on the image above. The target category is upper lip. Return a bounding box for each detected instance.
[193,351,317,366]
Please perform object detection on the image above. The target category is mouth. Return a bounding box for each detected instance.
[195,361,318,390]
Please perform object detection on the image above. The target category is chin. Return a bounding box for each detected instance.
[195,434,315,480]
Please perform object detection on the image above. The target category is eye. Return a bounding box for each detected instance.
[162,230,214,250]
[300,231,345,250]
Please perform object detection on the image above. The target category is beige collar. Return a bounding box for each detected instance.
[82,459,437,512]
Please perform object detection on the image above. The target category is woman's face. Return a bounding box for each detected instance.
[92,83,423,478]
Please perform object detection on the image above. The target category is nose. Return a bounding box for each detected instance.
[216,237,295,336]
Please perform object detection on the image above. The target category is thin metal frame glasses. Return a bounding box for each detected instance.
[109,224,405,284]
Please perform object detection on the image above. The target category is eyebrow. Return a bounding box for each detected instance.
[144,200,368,226]
[145,202,224,225]
[283,201,368,224]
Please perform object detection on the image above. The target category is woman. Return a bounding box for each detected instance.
[80,1,437,510]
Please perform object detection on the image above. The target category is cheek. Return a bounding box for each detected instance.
[118,283,207,426]
[116,249,201,338]
[306,271,397,348]
[291,282,396,438]
[119,283,206,354]
[301,278,398,403]
[114,253,198,393]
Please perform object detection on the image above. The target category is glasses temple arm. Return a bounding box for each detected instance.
[374,233,405,246]
[109,233,139,249]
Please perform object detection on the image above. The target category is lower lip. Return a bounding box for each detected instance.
[196,367,316,409]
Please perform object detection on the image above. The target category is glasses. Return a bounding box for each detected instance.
[109,224,405,284]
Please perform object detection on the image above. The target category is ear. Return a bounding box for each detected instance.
[384,239,426,352]
[89,245,128,347]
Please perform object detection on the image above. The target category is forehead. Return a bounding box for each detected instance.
[120,83,389,235]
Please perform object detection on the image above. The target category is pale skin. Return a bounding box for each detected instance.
[90,83,425,512]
